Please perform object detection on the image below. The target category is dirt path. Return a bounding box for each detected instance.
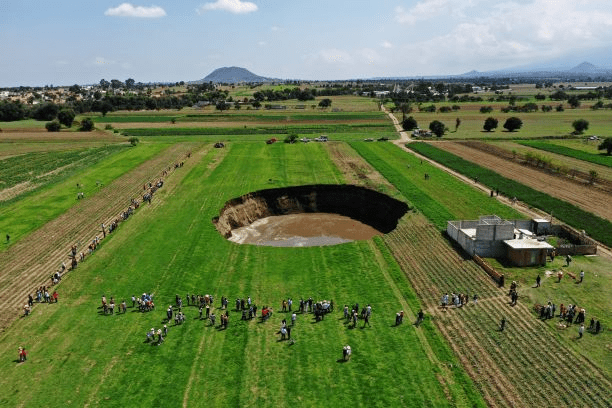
[0,143,199,333]
[436,141,612,221]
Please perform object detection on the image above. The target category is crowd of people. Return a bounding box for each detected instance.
[441,292,476,309]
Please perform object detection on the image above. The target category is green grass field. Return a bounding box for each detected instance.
[1,96,612,407]
[0,143,166,246]
[0,142,485,407]
[406,142,612,247]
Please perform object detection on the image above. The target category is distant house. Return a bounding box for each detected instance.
[447,215,553,266]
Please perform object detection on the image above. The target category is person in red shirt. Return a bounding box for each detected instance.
[53,292,58,303]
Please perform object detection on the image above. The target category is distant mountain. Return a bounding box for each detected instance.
[455,61,612,79]
[194,67,271,83]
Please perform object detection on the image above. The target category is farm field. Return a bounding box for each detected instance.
[429,141,612,223]
[0,143,169,246]
[0,142,485,408]
[490,140,612,183]
[1,96,612,408]
[394,106,612,139]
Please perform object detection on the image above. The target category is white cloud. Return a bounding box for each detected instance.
[391,0,612,73]
[381,41,393,49]
[258,41,267,47]
[104,3,166,18]
[94,57,116,65]
[197,0,258,14]
[395,0,473,25]
[271,26,281,31]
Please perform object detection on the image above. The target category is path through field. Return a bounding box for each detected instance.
[384,216,612,408]
[0,143,198,332]
[436,141,612,222]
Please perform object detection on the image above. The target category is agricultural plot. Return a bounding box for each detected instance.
[0,142,197,331]
[517,140,612,168]
[0,145,129,202]
[0,143,168,246]
[0,142,483,408]
[489,141,612,183]
[383,215,612,408]
[398,107,612,139]
[407,142,612,247]
[347,141,523,228]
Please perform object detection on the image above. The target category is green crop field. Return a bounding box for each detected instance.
[397,107,612,139]
[406,142,612,247]
[0,143,167,246]
[0,142,485,408]
[517,140,612,168]
[1,101,611,408]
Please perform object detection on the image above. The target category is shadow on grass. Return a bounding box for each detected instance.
[336,359,348,363]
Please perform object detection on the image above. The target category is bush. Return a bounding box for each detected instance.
[128,137,139,146]
[479,106,494,113]
[105,124,113,130]
[429,120,446,137]
[79,117,95,132]
[572,119,589,134]
[483,117,498,132]
[503,117,523,132]
[402,116,418,131]
[284,134,298,144]
[45,120,61,132]
[57,109,75,128]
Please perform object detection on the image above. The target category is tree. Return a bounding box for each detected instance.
[252,100,261,109]
[568,95,580,108]
[598,137,612,155]
[503,117,523,132]
[215,101,230,111]
[318,98,332,108]
[33,102,59,121]
[45,120,61,132]
[125,78,135,89]
[429,120,446,137]
[110,79,124,89]
[402,116,418,131]
[483,117,498,132]
[99,79,110,89]
[572,119,589,134]
[57,109,75,128]
[79,117,94,131]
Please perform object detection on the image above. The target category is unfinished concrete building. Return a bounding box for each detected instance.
[447,215,553,266]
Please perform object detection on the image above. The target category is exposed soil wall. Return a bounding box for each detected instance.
[213,184,409,239]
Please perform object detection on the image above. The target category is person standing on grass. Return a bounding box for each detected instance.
[291,313,296,326]
[363,313,370,328]
[580,270,585,283]
[6,234,9,243]
[416,309,424,327]
[536,274,541,287]
[500,317,506,332]
[579,324,584,338]
[53,291,58,303]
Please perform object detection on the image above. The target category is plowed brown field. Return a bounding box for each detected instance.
[435,141,612,222]
[0,142,202,332]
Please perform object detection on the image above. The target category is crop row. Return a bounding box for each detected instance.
[348,142,521,230]
[123,123,394,137]
[383,217,612,407]
[407,142,612,247]
[518,140,612,168]
[0,145,127,192]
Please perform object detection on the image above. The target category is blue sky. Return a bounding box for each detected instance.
[2,0,612,86]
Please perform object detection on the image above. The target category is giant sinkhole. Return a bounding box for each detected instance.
[212,185,409,247]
